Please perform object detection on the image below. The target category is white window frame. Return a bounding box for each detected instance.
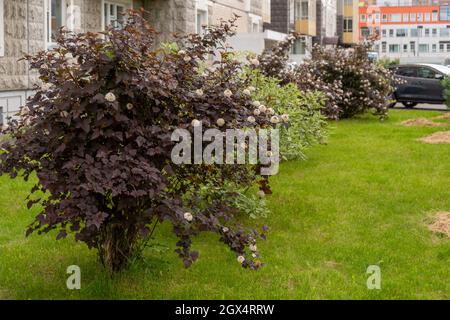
[101,1,132,31]
[45,0,67,49]
[0,0,4,57]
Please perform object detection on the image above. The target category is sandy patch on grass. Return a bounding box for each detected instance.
[434,113,450,120]
[401,118,447,127]
[419,131,450,144]
[428,212,450,238]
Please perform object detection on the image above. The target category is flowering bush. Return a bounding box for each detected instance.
[257,38,398,119]
[247,70,327,160]
[0,13,284,272]
[443,76,450,108]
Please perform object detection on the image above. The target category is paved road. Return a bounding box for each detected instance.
[393,103,449,111]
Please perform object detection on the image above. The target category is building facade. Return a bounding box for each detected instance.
[195,0,274,55]
[265,0,339,61]
[359,0,450,63]
[337,0,359,46]
[0,0,272,122]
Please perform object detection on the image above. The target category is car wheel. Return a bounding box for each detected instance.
[402,102,418,109]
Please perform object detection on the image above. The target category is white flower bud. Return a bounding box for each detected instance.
[253,109,261,116]
[250,58,260,67]
[258,105,267,113]
[105,92,116,102]
[184,212,193,222]
[252,101,261,107]
[281,114,289,122]
[237,256,245,264]
[191,119,201,127]
[249,244,257,252]
[247,116,256,123]
[216,118,225,127]
[270,116,280,124]
[195,89,204,97]
[224,89,233,98]
[126,103,133,110]
[256,190,265,198]
[243,89,251,96]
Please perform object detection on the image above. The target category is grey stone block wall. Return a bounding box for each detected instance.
[0,0,196,91]
[143,0,196,42]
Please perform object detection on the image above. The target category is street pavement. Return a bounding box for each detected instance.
[393,103,448,111]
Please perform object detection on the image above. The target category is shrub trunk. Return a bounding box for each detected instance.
[98,223,139,273]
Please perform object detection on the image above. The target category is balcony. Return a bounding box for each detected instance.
[295,19,317,36]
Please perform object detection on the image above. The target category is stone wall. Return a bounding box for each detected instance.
[143,0,196,42]
[0,0,45,90]
[0,0,137,92]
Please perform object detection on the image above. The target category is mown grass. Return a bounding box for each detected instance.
[0,109,449,300]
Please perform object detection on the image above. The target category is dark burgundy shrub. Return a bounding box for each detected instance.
[0,12,273,272]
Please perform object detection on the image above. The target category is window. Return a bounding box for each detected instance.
[417,67,437,79]
[410,28,418,37]
[432,44,437,52]
[424,28,430,37]
[389,29,394,37]
[403,44,408,53]
[382,14,388,22]
[440,43,445,52]
[368,14,372,23]
[252,22,259,33]
[46,0,65,46]
[103,2,128,30]
[396,29,407,37]
[390,14,402,22]
[417,13,423,22]
[382,42,387,53]
[441,5,450,21]
[432,11,438,22]
[382,29,387,37]
[292,38,306,55]
[403,13,409,22]
[410,13,416,22]
[361,27,370,38]
[425,12,430,22]
[361,14,366,22]
[297,0,309,20]
[447,43,450,52]
[0,0,4,57]
[410,41,416,54]
[397,67,417,77]
[389,44,400,53]
[419,44,429,53]
[196,9,208,34]
[343,18,353,32]
[375,13,380,22]
[432,28,437,37]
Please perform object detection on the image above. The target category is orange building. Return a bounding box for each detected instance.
[358,1,450,63]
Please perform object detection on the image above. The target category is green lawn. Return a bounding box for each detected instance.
[0,109,449,300]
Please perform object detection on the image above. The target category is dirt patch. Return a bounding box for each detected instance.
[419,131,450,144]
[429,212,450,238]
[434,113,450,120]
[401,118,447,127]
